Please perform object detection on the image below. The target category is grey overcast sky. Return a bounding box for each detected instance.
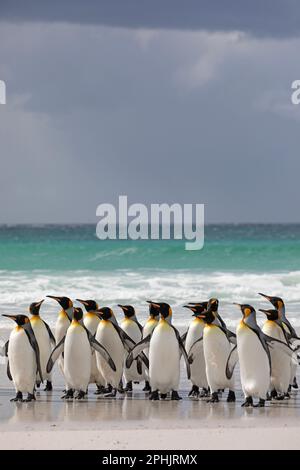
[1,1,300,223]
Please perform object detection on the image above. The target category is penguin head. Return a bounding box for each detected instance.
[259,308,280,321]
[47,295,73,310]
[2,314,30,326]
[258,293,285,311]
[183,302,207,317]
[95,307,114,321]
[118,305,135,318]
[73,307,83,322]
[234,303,257,327]
[76,299,99,312]
[29,299,44,316]
[148,302,172,320]
[146,301,160,318]
[207,298,219,312]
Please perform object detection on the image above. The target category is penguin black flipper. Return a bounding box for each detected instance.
[216,324,237,345]
[113,323,149,369]
[88,335,117,372]
[46,336,65,373]
[126,335,151,369]
[23,322,43,383]
[181,331,187,345]
[225,345,238,379]
[4,340,9,356]
[187,337,203,364]
[263,333,296,356]
[7,360,12,381]
[171,326,191,380]
[42,320,56,346]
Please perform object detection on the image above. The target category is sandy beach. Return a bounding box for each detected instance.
[0,356,299,450]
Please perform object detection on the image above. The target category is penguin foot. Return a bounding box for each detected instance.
[288,384,292,393]
[188,385,199,398]
[241,397,253,407]
[171,391,182,401]
[226,390,236,402]
[207,392,219,403]
[149,390,159,401]
[61,389,74,400]
[284,392,290,399]
[94,385,107,395]
[253,398,265,408]
[273,393,285,401]
[266,392,271,401]
[44,381,52,392]
[292,377,298,389]
[36,382,41,389]
[124,381,133,392]
[160,393,167,400]
[104,388,117,398]
[199,388,209,398]
[270,389,277,399]
[22,393,36,402]
[10,391,23,402]
[74,390,86,400]
[143,381,151,392]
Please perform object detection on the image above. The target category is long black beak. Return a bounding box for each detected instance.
[2,314,17,321]
[76,299,89,306]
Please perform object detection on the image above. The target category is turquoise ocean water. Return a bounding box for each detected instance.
[0,224,299,328]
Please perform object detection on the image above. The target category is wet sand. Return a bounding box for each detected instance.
[0,361,300,449]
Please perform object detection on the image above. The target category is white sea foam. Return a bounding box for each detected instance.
[0,270,299,329]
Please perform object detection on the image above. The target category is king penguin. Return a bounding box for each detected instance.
[126,302,190,400]
[47,307,116,399]
[260,307,291,399]
[118,304,145,392]
[46,295,73,385]
[183,302,209,398]
[142,301,160,392]
[94,307,148,397]
[235,303,293,407]
[259,293,299,391]
[76,299,106,394]
[197,299,237,403]
[2,314,43,402]
[29,299,55,391]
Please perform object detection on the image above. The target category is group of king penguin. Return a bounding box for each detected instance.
[2,292,299,407]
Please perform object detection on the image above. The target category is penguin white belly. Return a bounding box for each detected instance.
[262,321,290,394]
[237,323,270,399]
[64,324,91,391]
[95,321,124,389]
[122,319,145,383]
[203,325,233,392]
[30,318,52,382]
[8,328,36,394]
[84,315,105,387]
[185,319,207,388]
[149,322,180,393]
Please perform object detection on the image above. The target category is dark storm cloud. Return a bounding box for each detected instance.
[2,0,300,38]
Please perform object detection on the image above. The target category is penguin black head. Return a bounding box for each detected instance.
[2,314,30,326]
[95,307,113,320]
[234,303,256,318]
[76,299,98,312]
[259,308,279,321]
[183,303,207,317]
[29,299,44,316]
[146,301,160,318]
[148,302,171,319]
[207,298,219,312]
[118,305,135,318]
[73,307,83,322]
[258,293,285,311]
[47,295,73,310]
